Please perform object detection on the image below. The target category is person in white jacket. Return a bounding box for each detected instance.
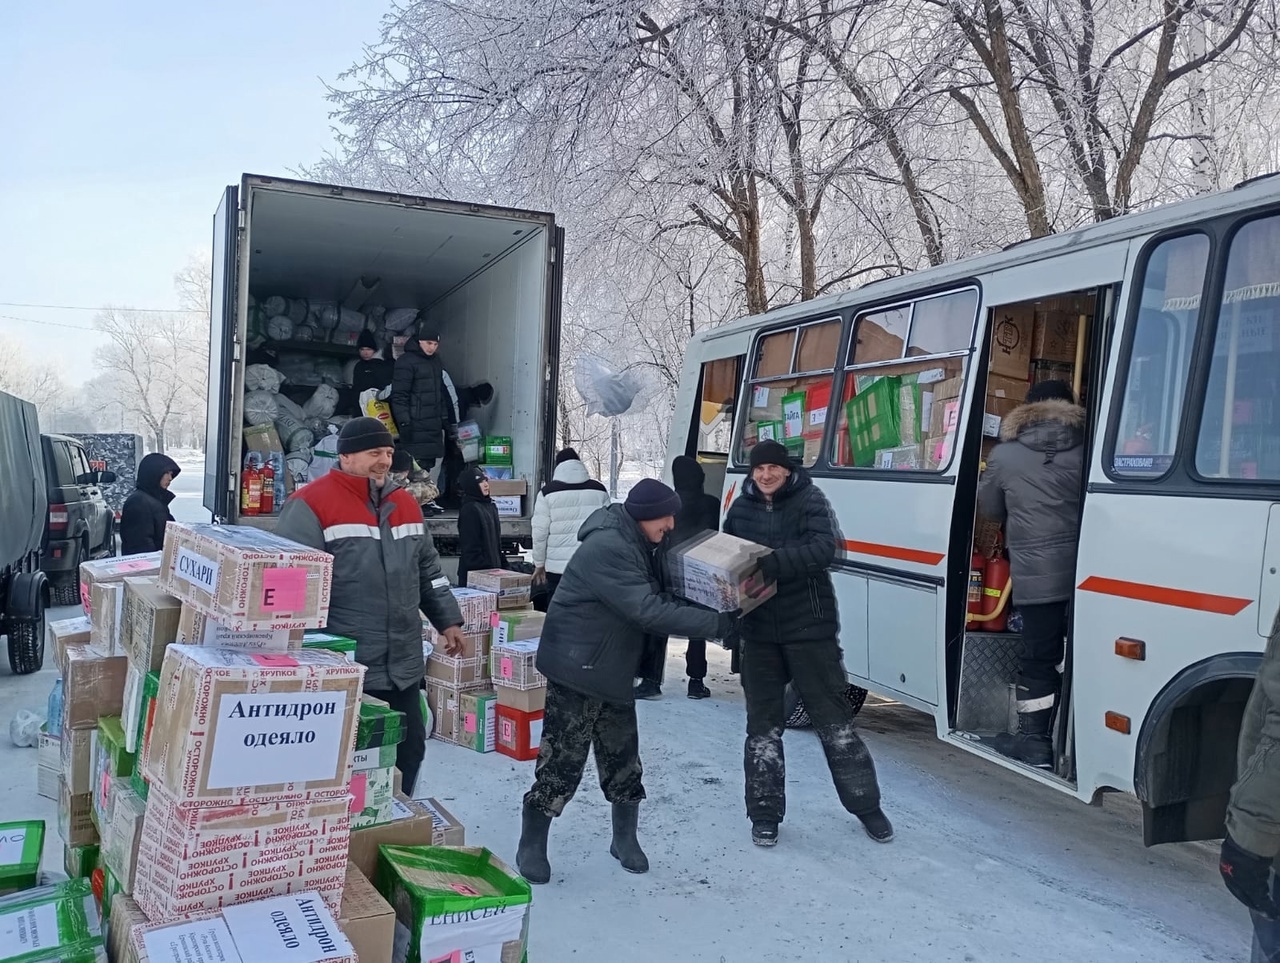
[532,449,611,608]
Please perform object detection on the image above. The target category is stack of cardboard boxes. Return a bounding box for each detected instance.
[490,609,548,761]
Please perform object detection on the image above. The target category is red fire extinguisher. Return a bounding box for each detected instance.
[259,459,276,515]
[980,553,1011,633]
[241,457,262,516]
[966,551,986,630]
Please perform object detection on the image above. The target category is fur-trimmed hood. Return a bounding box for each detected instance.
[1000,398,1085,453]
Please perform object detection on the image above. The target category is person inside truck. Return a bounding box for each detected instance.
[119,452,181,555]
[349,329,394,417]
[391,322,457,516]
[456,465,507,588]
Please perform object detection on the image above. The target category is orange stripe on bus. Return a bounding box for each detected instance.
[1077,576,1253,616]
[843,539,945,567]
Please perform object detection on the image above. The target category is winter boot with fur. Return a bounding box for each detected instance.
[992,707,1054,769]
[609,802,649,874]
[516,805,553,884]
[857,808,894,843]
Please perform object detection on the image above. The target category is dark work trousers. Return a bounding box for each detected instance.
[741,637,881,823]
[524,681,645,818]
[364,682,427,797]
[1254,883,1280,963]
[639,634,667,685]
[685,639,708,681]
[1016,601,1069,705]
[533,572,562,613]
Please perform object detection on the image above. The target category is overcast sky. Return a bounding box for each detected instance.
[0,0,387,385]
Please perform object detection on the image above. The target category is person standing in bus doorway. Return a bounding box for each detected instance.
[1220,607,1280,961]
[391,322,458,516]
[635,455,722,701]
[977,380,1085,768]
[723,440,892,847]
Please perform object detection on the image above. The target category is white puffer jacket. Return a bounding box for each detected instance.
[531,459,612,573]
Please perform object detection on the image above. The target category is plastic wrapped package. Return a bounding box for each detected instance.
[275,409,313,451]
[244,364,286,394]
[319,305,367,334]
[365,305,386,324]
[243,390,279,427]
[294,324,316,341]
[384,307,419,332]
[305,417,329,439]
[317,358,345,385]
[303,384,340,420]
[265,314,294,341]
[276,353,347,388]
[286,298,309,324]
[261,295,287,317]
[286,448,313,482]
[310,430,339,481]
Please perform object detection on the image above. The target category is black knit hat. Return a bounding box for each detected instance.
[555,448,580,466]
[671,455,704,490]
[356,329,378,350]
[415,322,442,343]
[624,478,682,521]
[749,440,793,471]
[391,447,412,473]
[337,416,395,455]
[1025,379,1075,405]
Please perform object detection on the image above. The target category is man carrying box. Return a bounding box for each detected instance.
[276,416,466,795]
[724,440,892,848]
[516,479,737,884]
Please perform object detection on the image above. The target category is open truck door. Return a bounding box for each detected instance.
[205,184,240,521]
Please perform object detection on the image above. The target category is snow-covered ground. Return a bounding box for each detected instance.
[0,622,1250,960]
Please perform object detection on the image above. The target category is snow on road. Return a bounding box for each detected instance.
[0,613,1249,960]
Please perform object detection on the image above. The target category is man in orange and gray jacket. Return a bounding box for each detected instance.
[1222,608,1280,960]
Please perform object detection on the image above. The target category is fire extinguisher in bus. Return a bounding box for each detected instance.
[967,551,986,630]
[979,554,1011,633]
[241,456,262,517]
[259,458,275,515]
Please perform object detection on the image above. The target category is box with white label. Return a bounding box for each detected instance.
[144,644,363,806]
[80,552,162,615]
[490,639,545,690]
[123,890,354,963]
[133,782,350,922]
[159,522,333,630]
[176,603,304,652]
[348,764,397,830]
[0,878,104,960]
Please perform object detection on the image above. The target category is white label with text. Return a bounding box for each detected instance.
[175,547,220,595]
[206,691,347,789]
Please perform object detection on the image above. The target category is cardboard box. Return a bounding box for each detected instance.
[61,725,94,795]
[62,645,127,730]
[1032,308,1083,363]
[104,780,145,896]
[122,660,144,754]
[122,576,182,672]
[158,522,333,631]
[0,820,43,894]
[426,680,465,744]
[58,779,97,848]
[349,764,397,830]
[357,696,406,752]
[876,444,922,470]
[79,552,162,615]
[376,846,530,963]
[467,569,532,610]
[38,728,60,770]
[303,629,358,661]
[986,373,1029,403]
[496,704,543,762]
[459,689,497,753]
[443,588,498,635]
[493,494,522,517]
[91,717,136,830]
[491,609,544,648]
[667,531,776,614]
[426,625,489,663]
[145,645,363,806]
[347,793,466,880]
[483,436,513,466]
[989,305,1034,379]
[242,421,284,454]
[131,671,161,802]
[490,640,544,690]
[426,651,488,689]
[63,842,98,879]
[133,783,350,921]
[0,878,105,960]
[48,616,92,675]
[845,375,902,467]
[38,762,59,801]
[90,580,125,655]
[175,602,304,652]
[486,479,527,497]
[338,862,395,963]
[496,684,546,713]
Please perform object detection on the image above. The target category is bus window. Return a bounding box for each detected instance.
[738,318,841,467]
[833,289,978,471]
[1111,233,1209,477]
[1195,216,1280,480]
[692,356,742,457]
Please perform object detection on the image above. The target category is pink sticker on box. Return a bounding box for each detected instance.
[250,654,299,667]
[500,657,513,679]
[501,719,514,741]
[100,770,110,810]
[450,883,481,897]
[464,712,476,734]
[429,952,463,963]
[349,772,368,812]
[114,559,155,574]
[79,582,91,614]
[490,611,500,629]
[260,567,307,612]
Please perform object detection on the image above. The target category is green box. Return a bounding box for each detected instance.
[358,699,406,751]
[781,391,807,440]
[0,878,104,962]
[129,671,161,803]
[0,821,43,895]
[375,846,532,963]
[62,843,97,881]
[352,742,399,772]
[755,420,785,445]
[483,436,513,466]
[302,630,358,661]
[101,867,120,918]
[350,765,398,830]
[845,375,902,467]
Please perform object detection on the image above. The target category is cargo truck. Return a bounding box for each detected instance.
[204,174,564,554]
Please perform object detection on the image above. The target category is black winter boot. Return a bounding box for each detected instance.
[516,805,553,884]
[634,680,662,700]
[609,802,649,874]
[857,808,894,843]
[751,820,779,847]
[991,708,1054,769]
[687,678,711,700]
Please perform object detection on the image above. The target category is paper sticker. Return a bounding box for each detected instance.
[100,770,111,812]
[500,657,513,679]
[0,828,31,866]
[174,547,220,595]
[489,611,500,629]
[115,559,155,573]
[0,903,60,950]
[223,893,350,963]
[529,717,543,748]
[390,798,415,821]
[349,772,368,813]
[201,621,293,651]
[419,901,526,963]
[752,385,770,408]
[809,407,827,427]
[205,691,349,789]
[141,918,242,963]
[260,567,307,612]
[250,654,299,668]
[500,719,514,742]
[79,581,91,614]
[464,712,477,734]
[451,883,481,897]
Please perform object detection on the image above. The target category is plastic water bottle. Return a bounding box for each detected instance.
[47,678,64,737]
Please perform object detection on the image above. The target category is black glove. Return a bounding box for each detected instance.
[1220,834,1279,918]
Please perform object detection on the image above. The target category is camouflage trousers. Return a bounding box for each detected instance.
[523,681,645,818]
[741,637,881,823]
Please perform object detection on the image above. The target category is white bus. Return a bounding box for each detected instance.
[669,174,1280,845]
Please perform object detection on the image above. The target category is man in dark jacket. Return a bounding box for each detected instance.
[350,329,394,416]
[456,465,505,587]
[119,453,180,555]
[274,417,466,795]
[1221,607,1280,959]
[636,455,722,700]
[723,440,891,848]
[391,324,458,516]
[978,380,1085,768]
[516,479,736,885]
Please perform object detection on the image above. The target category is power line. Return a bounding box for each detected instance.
[0,300,203,314]
[0,313,99,332]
